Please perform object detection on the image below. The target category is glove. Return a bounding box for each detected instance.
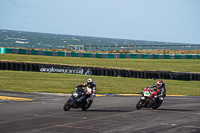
[75,84,79,87]
[143,87,148,90]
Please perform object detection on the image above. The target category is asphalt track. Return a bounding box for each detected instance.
[0,90,200,133]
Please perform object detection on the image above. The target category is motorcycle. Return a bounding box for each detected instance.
[63,86,93,111]
[136,87,163,109]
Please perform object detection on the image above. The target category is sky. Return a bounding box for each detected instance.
[0,0,200,44]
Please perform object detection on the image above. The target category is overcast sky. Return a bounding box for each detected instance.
[1,0,200,44]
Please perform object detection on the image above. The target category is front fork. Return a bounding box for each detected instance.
[68,97,76,106]
[140,97,146,105]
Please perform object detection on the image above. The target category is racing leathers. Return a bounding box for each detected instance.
[149,83,166,99]
[76,82,96,102]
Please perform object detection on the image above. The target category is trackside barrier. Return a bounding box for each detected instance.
[0,61,200,81]
[1,47,200,59]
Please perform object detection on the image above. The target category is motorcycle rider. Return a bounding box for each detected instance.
[149,79,166,99]
[76,78,96,102]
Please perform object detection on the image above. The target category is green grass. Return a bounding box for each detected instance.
[1,54,200,72]
[1,54,200,96]
[0,70,200,96]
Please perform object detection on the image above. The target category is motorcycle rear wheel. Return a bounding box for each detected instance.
[63,100,72,111]
[152,100,163,109]
[136,99,143,109]
[81,100,93,111]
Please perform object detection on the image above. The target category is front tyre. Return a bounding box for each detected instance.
[81,100,93,111]
[136,99,143,109]
[63,100,72,111]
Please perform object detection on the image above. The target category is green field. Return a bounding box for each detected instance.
[0,54,200,96]
[1,70,200,96]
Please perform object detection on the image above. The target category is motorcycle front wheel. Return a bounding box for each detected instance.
[63,100,72,111]
[136,99,143,109]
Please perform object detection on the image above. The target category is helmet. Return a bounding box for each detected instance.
[157,80,163,88]
[87,78,93,85]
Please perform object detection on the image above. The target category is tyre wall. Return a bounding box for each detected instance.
[0,61,199,81]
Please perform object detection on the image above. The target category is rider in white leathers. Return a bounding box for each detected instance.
[76,78,96,102]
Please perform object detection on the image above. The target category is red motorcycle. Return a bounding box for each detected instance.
[136,87,163,109]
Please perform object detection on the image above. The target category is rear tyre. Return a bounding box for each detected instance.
[81,100,93,111]
[152,100,163,109]
[63,100,72,111]
[136,99,143,109]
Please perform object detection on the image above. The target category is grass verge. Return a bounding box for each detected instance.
[0,70,200,96]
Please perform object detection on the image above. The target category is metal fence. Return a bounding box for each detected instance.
[1,47,200,59]
[68,44,200,52]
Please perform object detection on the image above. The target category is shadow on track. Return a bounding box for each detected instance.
[86,109,130,112]
[157,108,194,112]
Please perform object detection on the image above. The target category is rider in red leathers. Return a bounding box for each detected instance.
[149,80,166,99]
[76,78,96,102]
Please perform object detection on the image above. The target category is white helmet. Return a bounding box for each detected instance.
[87,78,93,85]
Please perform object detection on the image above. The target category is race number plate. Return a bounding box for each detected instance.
[73,92,78,97]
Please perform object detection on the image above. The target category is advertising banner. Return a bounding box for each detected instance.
[39,65,92,75]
